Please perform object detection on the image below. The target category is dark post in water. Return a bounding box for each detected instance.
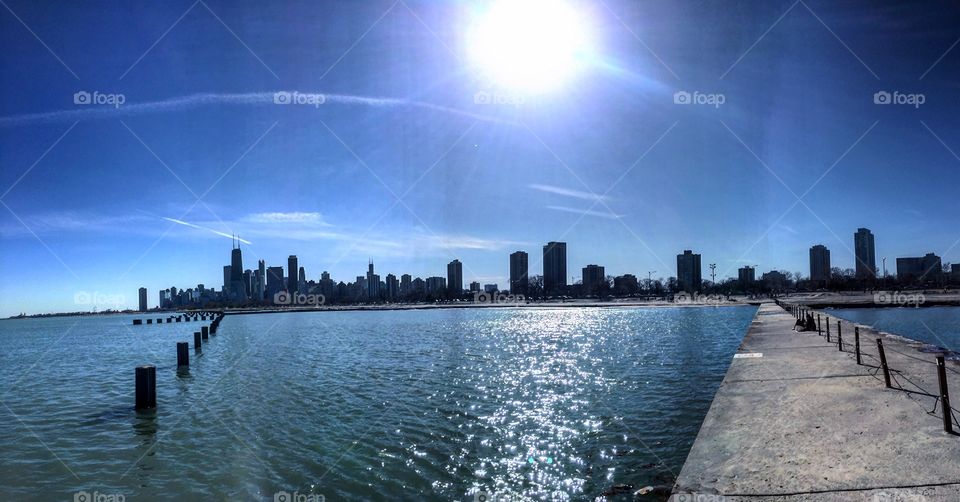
[194,332,202,352]
[201,326,209,340]
[177,342,189,368]
[135,365,156,410]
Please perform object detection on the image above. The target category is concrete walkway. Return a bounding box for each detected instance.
[672,303,960,501]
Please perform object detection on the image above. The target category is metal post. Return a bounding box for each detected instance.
[854,327,861,365]
[877,339,892,388]
[135,365,156,410]
[826,318,831,342]
[936,356,954,434]
[837,321,843,351]
[817,314,822,335]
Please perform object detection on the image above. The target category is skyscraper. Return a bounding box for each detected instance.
[854,228,876,279]
[738,266,756,285]
[677,250,702,292]
[809,244,831,284]
[223,265,232,292]
[447,259,463,294]
[366,261,380,299]
[400,274,412,296]
[582,264,606,295]
[257,259,266,300]
[509,251,528,295]
[138,287,147,312]
[543,241,567,294]
[267,266,284,298]
[288,255,298,293]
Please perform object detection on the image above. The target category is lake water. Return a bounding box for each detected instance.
[0,306,757,501]
[829,306,960,352]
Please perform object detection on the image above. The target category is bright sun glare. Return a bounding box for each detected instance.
[468,0,592,93]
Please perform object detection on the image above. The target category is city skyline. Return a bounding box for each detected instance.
[2,0,960,316]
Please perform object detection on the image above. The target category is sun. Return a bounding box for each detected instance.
[467,0,593,93]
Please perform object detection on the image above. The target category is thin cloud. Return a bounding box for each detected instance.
[546,205,624,220]
[529,183,610,202]
[0,91,518,128]
[242,212,332,226]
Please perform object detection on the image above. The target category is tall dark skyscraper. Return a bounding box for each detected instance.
[543,241,567,294]
[257,259,266,300]
[509,251,529,294]
[267,266,284,298]
[582,264,606,295]
[677,250,702,292]
[223,265,232,292]
[809,244,831,283]
[287,255,298,293]
[447,259,463,294]
[854,228,876,279]
[366,261,380,299]
[138,287,147,312]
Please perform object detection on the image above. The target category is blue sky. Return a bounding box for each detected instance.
[1,0,959,315]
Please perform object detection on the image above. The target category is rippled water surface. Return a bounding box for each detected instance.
[0,306,756,501]
[830,306,960,351]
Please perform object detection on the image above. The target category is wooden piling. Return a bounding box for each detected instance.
[201,326,209,340]
[146,319,152,324]
[177,342,189,367]
[877,338,892,388]
[133,319,142,325]
[194,332,202,352]
[936,356,954,434]
[135,365,156,409]
[854,326,861,365]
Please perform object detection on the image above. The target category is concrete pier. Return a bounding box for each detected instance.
[672,303,960,501]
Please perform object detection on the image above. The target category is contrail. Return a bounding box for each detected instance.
[0,91,519,127]
[161,216,252,244]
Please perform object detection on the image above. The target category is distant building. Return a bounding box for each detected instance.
[738,266,756,285]
[613,274,639,295]
[854,228,876,279]
[762,270,787,291]
[582,264,606,295]
[509,251,528,295]
[952,264,960,284]
[470,281,481,292]
[366,261,380,300]
[425,276,446,294]
[258,260,266,300]
[400,274,412,296]
[543,242,567,294]
[284,255,297,293]
[223,265,232,292]
[677,250,702,292]
[230,241,244,298]
[897,253,942,284]
[385,274,399,300]
[266,266,285,298]
[447,259,463,295]
[809,245,831,284]
[412,277,425,294]
[138,287,148,312]
[483,283,498,293]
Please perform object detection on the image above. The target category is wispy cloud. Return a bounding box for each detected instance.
[546,205,624,220]
[529,183,610,202]
[0,91,517,128]
[241,212,331,226]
